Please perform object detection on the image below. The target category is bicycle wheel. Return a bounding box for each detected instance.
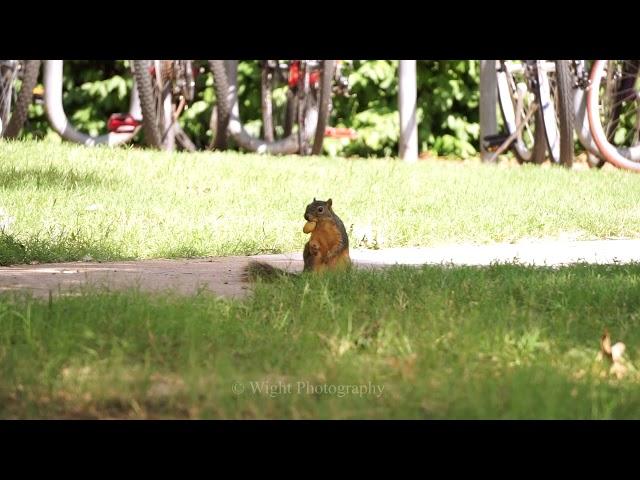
[587,60,640,171]
[571,60,606,168]
[310,60,335,155]
[296,62,317,155]
[261,61,275,142]
[537,60,574,167]
[0,61,21,134]
[212,60,321,155]
[208,60,231,150]
[133,60,175,150]
[554,60,576,167]
[0,60,40,139]
[496,60,546,164]
[283,89,297,137]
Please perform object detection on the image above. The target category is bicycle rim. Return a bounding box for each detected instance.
[496,60,546,164]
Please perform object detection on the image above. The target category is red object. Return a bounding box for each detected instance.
[309,70,320,87]
[324,127,357,139]
[288,61,300,88]
[107,114,141,133]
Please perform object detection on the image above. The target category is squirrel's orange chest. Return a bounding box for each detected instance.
[309,221,342,254]
[305,220,350,272]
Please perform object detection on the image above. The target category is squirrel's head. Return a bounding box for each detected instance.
[304,198,333,222]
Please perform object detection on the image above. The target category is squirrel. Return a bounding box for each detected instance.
[246,198,351,280]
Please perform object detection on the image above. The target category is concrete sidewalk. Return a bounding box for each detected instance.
[253,238,640,269]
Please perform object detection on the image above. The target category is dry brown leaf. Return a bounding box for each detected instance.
[599,329,630,379]
[601,329,612,357]
[610,361,628,380]
[386,354,417,380]
[611,342,626,364]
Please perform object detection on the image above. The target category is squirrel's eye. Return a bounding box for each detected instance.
[317,207,324,213]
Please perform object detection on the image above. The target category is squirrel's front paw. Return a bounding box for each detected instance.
[309,240,321,256]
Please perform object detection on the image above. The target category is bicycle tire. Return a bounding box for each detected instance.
[283,89,297,137]
[587,60,640,172]
[548,60,574,167]
[572,61,606,168]
[261,63,275,142]
[216,60,314,155]
[209,60,230,150]
[133,60,163,148]
[534,60,561,165]
[3,60,40,138]
[496,61,546,164]
[311,60,335,155]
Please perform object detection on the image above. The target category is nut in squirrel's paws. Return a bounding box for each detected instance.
[303,221,317,234]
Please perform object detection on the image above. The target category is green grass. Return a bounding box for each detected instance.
[2,263,640,419]
[3,140,640,419]
[1,140,640,265]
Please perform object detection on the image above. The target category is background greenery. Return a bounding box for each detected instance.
[22,60,480,158]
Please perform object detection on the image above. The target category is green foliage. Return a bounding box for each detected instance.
[21,60,481,158]
[415,60,480,158]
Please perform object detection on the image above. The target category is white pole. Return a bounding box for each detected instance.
[398,60,418,162]
[480,60,498,162]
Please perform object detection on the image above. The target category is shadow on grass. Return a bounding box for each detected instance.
[157,240,284,260]
[0,232,127,266]
[0,165,117,190]
[0,234,27,265]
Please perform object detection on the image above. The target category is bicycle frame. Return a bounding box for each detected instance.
[43,60,141,146]
[495,60,544,162]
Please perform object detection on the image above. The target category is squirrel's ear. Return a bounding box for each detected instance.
[327,198,333,209]
[313,197,316,202]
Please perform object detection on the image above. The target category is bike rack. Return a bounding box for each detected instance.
[398,60,418,162]
[43,60,141,146]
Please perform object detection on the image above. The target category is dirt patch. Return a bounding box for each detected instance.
[0,256,262,299]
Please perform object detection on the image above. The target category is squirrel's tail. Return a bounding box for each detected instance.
[245,260,298,281]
